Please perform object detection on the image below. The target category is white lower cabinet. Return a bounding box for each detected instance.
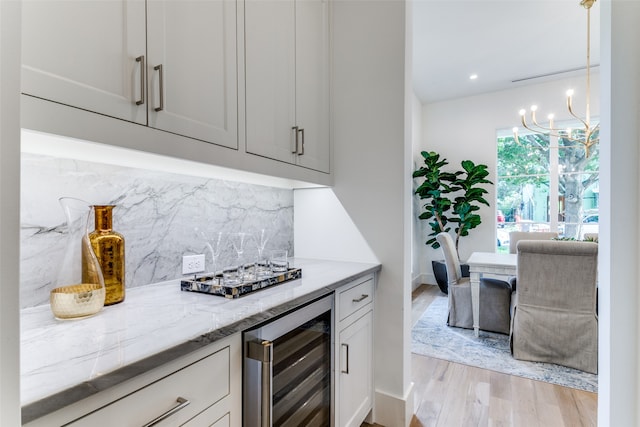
[335,275,375,427]
[25,334,241,427]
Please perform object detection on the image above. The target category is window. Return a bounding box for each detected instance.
[496,126,599,252]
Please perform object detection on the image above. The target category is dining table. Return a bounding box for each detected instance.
[466,251,517,337]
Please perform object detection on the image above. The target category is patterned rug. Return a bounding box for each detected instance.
[411,295,598,393]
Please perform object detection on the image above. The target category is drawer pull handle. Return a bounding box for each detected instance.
[352,294,368,303]
[141,397,190,427]
[135,55,145,106]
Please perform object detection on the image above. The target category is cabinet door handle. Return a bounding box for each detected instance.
[154,64,164,112]
[292,126,299,154]
[135,55,145,106]
[298,128,305,155]
[141,397,190,427]
[352,294,368,303]
[341,343,349,374]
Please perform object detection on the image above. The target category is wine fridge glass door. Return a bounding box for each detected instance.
[243,295,333,427]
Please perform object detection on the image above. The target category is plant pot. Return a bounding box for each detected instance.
[431,260,470,294]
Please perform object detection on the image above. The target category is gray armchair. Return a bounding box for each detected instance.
[510,240,598,374]
[436,232,513,334]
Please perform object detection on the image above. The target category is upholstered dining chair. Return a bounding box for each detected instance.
[507,231,559,291]
[508,231,559,254]
[510,240,598,374]
[436,232,513,334]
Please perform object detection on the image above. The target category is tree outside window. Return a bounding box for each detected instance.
[496,126,599,252]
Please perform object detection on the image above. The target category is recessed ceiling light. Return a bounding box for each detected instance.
[469,74,478,80]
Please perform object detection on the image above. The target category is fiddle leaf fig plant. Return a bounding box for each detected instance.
[413,151,493,257]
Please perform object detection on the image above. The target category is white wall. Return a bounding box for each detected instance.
[411,93,423,290]
[321,0,413,425]
[294,188,377,263]
[417,74,600,284]
[598,0,640,424]
[0,1,22,425]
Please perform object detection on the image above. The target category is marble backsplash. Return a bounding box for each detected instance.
[20,153,294,308]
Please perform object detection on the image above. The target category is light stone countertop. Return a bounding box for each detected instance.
[20,258,381,423]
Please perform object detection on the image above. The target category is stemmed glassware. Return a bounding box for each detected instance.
[253,228,271,278]
[227,232,252,284]
[199,230,225,280]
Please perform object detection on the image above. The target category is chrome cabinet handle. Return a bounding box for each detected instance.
[352,294,368,303]
[341,343,349,374]
[292,126,299,154]
[247,340,273,427]
[141,397,190,427]
[154,64,164,112]
[135,55,145,106]
[298,128,305,155]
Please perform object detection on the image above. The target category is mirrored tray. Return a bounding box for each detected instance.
[180,267,302,299]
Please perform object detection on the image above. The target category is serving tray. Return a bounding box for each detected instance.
[180,267,302,299]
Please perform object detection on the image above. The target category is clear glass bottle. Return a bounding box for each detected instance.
[86,205,125,305]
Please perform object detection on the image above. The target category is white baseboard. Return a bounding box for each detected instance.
[372,382,415,427]
[412,273,435,291]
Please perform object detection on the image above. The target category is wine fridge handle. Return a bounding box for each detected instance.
[248,339,273,427]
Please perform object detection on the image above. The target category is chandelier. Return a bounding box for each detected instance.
[513,0,599,158]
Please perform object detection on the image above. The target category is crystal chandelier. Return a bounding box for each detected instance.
[513,0,599,158]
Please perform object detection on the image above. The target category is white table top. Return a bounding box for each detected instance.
[466,251,517,269]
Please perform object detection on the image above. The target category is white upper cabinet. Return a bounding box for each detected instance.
[21,0,147,125]
[22,0,238,149]
[146,0,238,149]
[245,0,330,173]
[294,0,330,172]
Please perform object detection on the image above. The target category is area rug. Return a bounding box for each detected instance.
[411,295,598,393]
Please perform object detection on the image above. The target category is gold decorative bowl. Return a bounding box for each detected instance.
[50,283,105,319]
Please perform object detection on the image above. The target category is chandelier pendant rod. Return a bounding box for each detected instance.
[585,1,591,127]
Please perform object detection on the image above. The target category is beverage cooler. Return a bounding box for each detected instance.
[243,295,333,427]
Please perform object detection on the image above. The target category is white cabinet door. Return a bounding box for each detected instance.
[244,0,297,164]
[338,310,373,427]
[245,0,330,172]
[295,0,330,173]
[21,0,147,124]
[147,0,238,149]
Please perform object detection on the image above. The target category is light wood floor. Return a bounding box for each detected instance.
[364,284,597,427]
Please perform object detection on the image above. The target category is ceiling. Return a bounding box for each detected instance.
[412,0,601,104]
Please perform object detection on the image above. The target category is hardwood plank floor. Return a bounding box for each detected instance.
[363,284,597,427]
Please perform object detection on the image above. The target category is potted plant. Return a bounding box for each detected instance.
[413,151,493,293]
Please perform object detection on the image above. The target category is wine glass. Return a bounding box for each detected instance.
[196,229,225,280]
[252,228,271,278]
[228,232,252,283]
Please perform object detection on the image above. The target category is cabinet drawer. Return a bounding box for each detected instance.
[338,277,374,321]
[68,346,230,427]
